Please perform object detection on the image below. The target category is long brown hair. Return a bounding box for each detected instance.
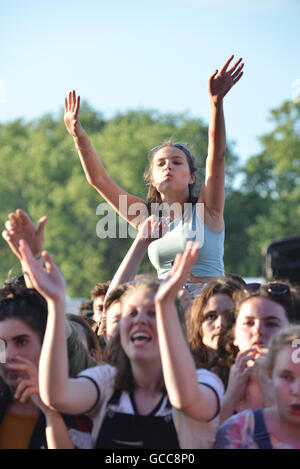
[105,276,186,393]
[187,277,242,368]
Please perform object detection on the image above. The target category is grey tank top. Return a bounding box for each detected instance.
[147,203,224,279]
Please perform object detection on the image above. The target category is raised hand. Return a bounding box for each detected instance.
[208,55,244,104]
[64,90,85,138]
[2,209,47,260]
[155,240,200,305]
[19,240,66,304]
[138,215,170,245]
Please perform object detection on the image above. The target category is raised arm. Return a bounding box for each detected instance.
[199,55,244,221]
[2,209,47,288]
[18,241,98,415]
[155,241,220,421]
[106,215,169,296]
[64,90,145,227]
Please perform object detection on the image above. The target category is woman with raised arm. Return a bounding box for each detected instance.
[20,240,224,449]
[64,56,244,295]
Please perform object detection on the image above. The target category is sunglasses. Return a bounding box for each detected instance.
[150,142,188,152]
[244,282,290,295]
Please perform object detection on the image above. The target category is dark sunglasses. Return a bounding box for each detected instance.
[244,282,290,295]
[151,142,188,152]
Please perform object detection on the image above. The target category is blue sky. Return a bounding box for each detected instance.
[1,0,300,164]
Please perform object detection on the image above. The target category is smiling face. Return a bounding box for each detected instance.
[0,318,41,391]
[272,345,300,425]
[234,296,289,353]
[151,146,195,198]
[120,288,160,366]
[200,293,234,350]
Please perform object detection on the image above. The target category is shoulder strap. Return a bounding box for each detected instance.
[253,409,273,449]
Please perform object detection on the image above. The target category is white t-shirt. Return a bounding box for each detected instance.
[78,364,224,449]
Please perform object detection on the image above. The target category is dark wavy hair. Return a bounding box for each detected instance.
[0,287,48,344]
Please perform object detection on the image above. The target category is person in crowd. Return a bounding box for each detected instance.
[214,324,300,449]
[67,314,102,363]
[78,299,94,319]
[90,281,110,324]
[0,287,91,449]
[20,239,224,449]
[64,55,244,295]
[2,209,99,376]
[98,285,127,351]
[217,281,299,423]
[186,277,243,371]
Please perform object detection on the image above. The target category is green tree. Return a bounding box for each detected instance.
[0,106,240,297]
[225,100,300,277]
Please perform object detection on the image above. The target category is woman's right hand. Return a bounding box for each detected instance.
[64,90,86,138]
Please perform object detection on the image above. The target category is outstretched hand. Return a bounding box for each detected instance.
[155,240,200,305]
[2,209,47,260]
[18,240,66,304]
[208,55,244,103]
[64,90,85,138]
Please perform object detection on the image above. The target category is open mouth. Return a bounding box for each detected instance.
[290,404,300,415]
[131,332,152,344]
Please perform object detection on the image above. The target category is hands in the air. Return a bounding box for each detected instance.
[18,240,66,304]
[155,240,200,305]
[2,209,47,260]
[64,90,86,138]
[208,55,244,103]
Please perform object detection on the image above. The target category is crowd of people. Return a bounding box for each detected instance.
[0,55,300,450]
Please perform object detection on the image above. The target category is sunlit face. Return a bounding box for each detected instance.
[200,293,234,350]
[234,297,289,353]
[93,295,105,323]
[120,289,160,365]
[0,319,41,391]
[105,301,122,343]
[151,147,194,196]
[272,345,300,424]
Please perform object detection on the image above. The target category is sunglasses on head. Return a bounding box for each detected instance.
[151,142,188,152]
[244,282,290,295]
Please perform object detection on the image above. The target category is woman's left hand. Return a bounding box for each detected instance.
[208,55,244,104]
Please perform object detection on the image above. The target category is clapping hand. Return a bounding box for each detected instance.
[208,55,244,104]
[2,209,47,261]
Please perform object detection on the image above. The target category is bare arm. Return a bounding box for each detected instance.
[155,242,219,421]
[2,210,72,338]
[199,56,244,222]
[64,91,146,227]
[106,216,168,296]
[18,241,98,415]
